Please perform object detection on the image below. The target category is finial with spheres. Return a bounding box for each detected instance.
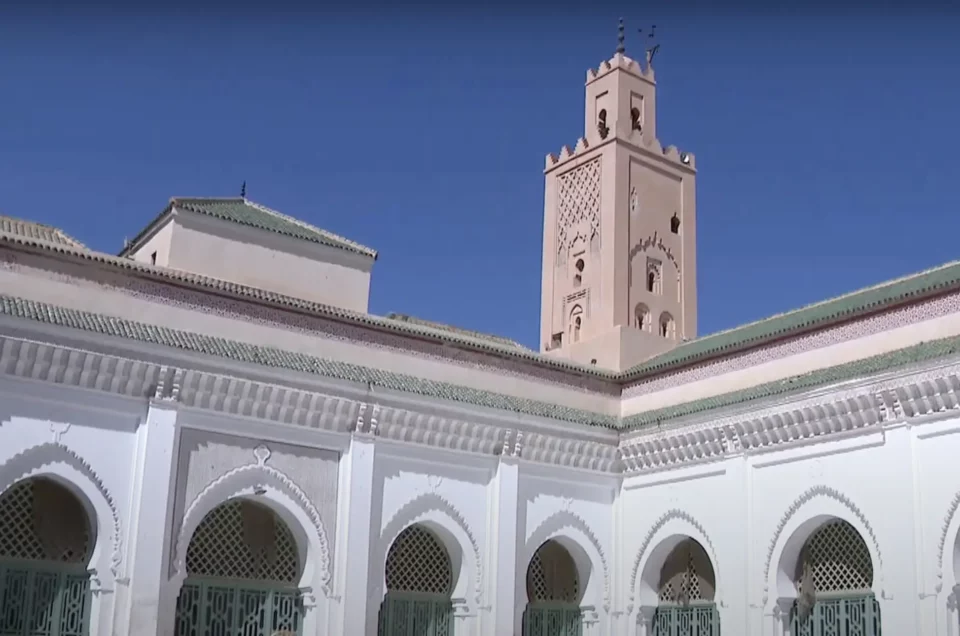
[616,18,625,54]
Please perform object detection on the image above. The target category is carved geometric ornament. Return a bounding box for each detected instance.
[556,158,601,255]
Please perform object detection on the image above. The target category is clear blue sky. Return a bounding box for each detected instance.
[1,6,957,349]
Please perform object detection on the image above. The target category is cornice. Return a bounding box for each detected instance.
[620,360,960,474]
[7,332,960,477]
[0,335,621,472]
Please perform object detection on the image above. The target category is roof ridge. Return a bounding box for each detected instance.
[242,198,377,258]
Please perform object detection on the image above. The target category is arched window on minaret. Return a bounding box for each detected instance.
[635,304,651,332]
[573,258,585,287]
[570,305,584,343]
[631,107,642,132]
[659,312,676,340]
[670,213,681,234]
[597,109,609,140]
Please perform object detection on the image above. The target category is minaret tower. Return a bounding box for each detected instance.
[539,20,698,372]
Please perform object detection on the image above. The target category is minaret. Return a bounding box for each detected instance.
[539,21,697,372]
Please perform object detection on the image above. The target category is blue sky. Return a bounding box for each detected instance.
[1,6,957,349]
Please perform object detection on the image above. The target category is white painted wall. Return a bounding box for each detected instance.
[4,363,960,636]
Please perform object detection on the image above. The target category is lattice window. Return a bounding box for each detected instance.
[797,520,873,594]
[0,478,90,564]
[526,540,580,604]
[556,159,601,255]
[658,539,715,604]
[385,525,452,596]
[185,500,299,584]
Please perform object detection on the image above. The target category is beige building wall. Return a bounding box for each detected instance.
[540,51,697,372]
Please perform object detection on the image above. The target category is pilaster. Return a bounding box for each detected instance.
[118,400,180,636]
[490,457,520,636]
[337,432,378,636]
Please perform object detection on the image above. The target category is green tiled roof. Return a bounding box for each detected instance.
[386,313,530,351]
[622,331,960,430]
[0,214,86,250]
[120,197,377,259]
[0,294,618,429]
[623,260,960,380]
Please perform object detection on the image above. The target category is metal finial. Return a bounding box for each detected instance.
[240,181,246,198]
[616,18,625,54]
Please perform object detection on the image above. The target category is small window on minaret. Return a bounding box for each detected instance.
[574,316,582,342]
[631,107,642,132]
[635,304,651,332]
[597,110,609,140]
[570,305,584,343]
[646,272,655,292]
[646,259,662,294]
[573,258,585,287]
[670,213,681,234]
[150,251,157,265]
[660,313,676,339]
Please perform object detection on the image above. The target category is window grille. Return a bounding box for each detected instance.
[797,520,873,594]
[185,500,299,584]
[0,478,92,636]
[658,539,715,604]
[385,525,452,596]
[527,540,579,604]
[0,479,90,564]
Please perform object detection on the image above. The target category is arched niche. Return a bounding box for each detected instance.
[522,539,585,636]
[174,497,306,636]
[0,477,96,636]
[378,524,454,636]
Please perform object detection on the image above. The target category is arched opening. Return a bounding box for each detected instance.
[378,524,454,636]
[789,520,881,636]
[522,540,583,636]
[174,499,304,636]
[597,109,609,140]
[569,306,583,344]
[635,304,651,332]
[659,313,676,340]
[646,271,656,293]
[631,107,642,131]
[573,258,585,288]
[0,477,94,636]
[652,538,719,636]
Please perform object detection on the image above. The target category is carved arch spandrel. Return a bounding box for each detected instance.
[172,446,333,597]
[378,491,483,606]
[0,442,123,579]
[763,485,885,604]
[627,508,720,613]
[523,509,611,613]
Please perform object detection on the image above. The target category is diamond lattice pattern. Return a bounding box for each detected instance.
[526,540,580,603]
[385,525,453,595]
[185,500,299,584]
[658,539,714,603]
[556,158,601,255]
[798,520,873,594]
[0,478,90,563]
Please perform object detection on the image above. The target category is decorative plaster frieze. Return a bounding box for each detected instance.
[0,441,123,578]
[375,405,504,457]
[761,485,885,605]
[522,431,620,472]
[620,363,960,474]
[173,444,334,596]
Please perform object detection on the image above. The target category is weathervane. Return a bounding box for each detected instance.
[638,23,660,65]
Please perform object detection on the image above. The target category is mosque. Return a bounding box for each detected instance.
[0,23,955,636]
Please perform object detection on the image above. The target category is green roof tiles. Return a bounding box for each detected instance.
[623,260,960,379]
[386,313,530,351]
[622,332,960,430]
[0,215,87,250]
[0,294,618,429]
[121,197,378,259]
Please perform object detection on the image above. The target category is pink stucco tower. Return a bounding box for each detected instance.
[539,26,698,371]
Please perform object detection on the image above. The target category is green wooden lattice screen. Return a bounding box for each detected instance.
[522,602,583,636]
[789,595,881,636]
[174,580,303,636]
[378,592,453,636]
[653,603,720,636]
[0,563,90,636]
